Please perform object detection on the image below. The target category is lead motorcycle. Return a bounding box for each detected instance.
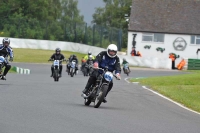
[0,56,5,80]
[49,59,64,82]
[81,67,120,108]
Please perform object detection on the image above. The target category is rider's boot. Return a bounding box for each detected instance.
[50,67,53,77]
[1,75,6,80]
[82,83,90,94]
[102,97,107,103]
[59,73,62,77]
[82,77,94,95]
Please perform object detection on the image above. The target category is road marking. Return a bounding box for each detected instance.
[132,82,139,84]
[142,86,200,115]
[14,66,31,74]
[124,78,130,83]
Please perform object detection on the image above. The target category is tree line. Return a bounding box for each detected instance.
[0,0,132,49]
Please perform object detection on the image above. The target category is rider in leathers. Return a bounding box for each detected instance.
[0,38,14,80]
[49,48,65,77]
[85,55,95,76]
[67,54,79,73]
[82,44,121,103]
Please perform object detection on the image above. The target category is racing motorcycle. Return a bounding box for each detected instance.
[83,61,93,76]
[123,63,130,76]
[69,60,77,77]
[81,66,120,108]
[49,59,63,82]
[0,56,5,80]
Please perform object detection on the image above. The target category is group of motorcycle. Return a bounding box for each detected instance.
[49,59,78,82]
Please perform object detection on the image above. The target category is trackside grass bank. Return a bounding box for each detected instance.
[130,70,200,113]
[13,48,86,64]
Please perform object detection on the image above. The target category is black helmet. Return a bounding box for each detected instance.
[88,51,92,55]
[2,38,10,46]
[55,48,61,54]
[73,54,77,58]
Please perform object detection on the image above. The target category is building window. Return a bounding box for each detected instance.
[191,35,200,45]
[142,33,164,42]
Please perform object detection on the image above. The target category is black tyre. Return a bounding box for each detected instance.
[70,68,74,77]
[94,85,108,108]
[54,70,59,81]
[84,98,92,106]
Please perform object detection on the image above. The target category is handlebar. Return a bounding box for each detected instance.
[94,67,121,80]
[48,59,66,62]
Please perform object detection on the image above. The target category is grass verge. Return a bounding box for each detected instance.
[13,48,86,64]
[130,70,200,113]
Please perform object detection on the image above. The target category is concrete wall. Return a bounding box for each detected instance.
[0,37,172,69]
[0,37,106,56]
[127,32,200,66]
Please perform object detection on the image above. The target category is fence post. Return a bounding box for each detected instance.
[100,26,103,47]
[118,29,122,51]
[84,23,87,44]
[92,24,96,46]
[74,22,77,42]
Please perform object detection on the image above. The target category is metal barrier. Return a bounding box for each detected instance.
[188,59,200,70]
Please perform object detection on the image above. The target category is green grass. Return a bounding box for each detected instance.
[10,67,17,73]
[130,70,200,113]
[13,48,86,64]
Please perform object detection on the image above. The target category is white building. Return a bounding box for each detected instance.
[127,0,200,62]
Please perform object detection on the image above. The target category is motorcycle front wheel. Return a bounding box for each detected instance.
[94,85,108,108]
[54,69,59,81]
[70,68,74,77]
[84,98,92,106]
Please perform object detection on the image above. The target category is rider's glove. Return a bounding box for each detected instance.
[9,57,13,62]
[93,62,98,69]
[115,73,121,80]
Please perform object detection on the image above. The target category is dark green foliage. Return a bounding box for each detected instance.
[92,0,132,48]
[0,0,124,50]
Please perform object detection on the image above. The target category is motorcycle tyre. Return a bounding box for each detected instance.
[94,85,108,108]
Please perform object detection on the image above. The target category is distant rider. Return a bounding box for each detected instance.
[122,58,131,73]
[82,44,121,103]
[66,54,79,73]
[85,55,95,76]
[0,38,14,80]
[81,51,95,70]
[49,48,65,77]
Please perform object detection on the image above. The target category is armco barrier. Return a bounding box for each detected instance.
[12,66,31,74]
[188,59,200,70]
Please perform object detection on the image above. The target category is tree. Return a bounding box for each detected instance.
[0,0,85,42]
[92,0,132,48]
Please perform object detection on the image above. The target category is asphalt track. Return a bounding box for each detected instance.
[0,63,200,133]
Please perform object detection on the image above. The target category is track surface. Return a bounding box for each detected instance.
[0,63,200,133]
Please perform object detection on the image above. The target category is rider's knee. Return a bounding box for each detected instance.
[6,64,11,69]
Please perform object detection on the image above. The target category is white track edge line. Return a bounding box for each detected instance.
[142,86,200,116]
[124,78,130,83]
